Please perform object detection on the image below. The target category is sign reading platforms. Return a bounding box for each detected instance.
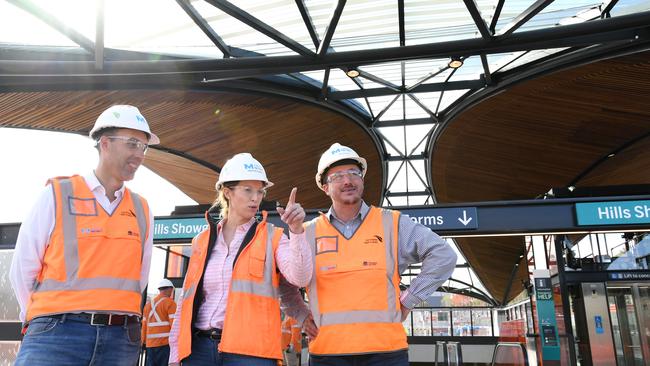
[402,207,478,231]
[575,200,650,226]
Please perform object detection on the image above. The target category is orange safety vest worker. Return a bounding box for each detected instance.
[281,317,302,353]
[175,211,284,360]
[26,175,150,322]
[304,206,408,355]
[142,293,177,347]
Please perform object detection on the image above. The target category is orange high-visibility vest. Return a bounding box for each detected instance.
[26,175,149,322]
[176,211,284,361]
[281,317,302,353]
[304,206,407,355]
[142,294,177,347]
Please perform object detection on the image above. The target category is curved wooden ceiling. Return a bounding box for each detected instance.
[0,90,382,209]
[432,51,650,303]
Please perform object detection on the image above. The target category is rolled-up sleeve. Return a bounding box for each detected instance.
[397,214,457,309]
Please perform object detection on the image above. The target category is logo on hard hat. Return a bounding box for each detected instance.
[243,162,264,173]
[136,115,146,123]
[113,112,120,119]
[331,147,352,155]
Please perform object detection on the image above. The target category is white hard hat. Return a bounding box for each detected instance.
[315,143,367,189]
[89,105,160,145]
[215,153,274,190]
[157,278,174,289]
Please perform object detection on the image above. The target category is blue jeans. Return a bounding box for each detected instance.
[182,333,277,366]
[146,345,170,366]
[309,350,409,366]
[15,315,141,366]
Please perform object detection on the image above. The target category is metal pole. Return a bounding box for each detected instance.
[554,235,578,365]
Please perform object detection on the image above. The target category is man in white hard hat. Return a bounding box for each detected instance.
[283,142,457,366]
[142,279,177,366]
[10,105,158,365]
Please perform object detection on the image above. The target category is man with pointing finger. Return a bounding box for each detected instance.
[283,143,457,366]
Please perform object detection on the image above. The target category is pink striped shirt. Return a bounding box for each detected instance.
[168,218,312,363]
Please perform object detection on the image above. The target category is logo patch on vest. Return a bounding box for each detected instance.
[363,235,383,244]
[127,230,140,237]
[120,209,136,217]
[80,227,102,234]
[363,261,378,266]
[319,265,337,272]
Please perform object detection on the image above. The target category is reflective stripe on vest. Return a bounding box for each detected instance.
[229,223,279,298]
[33,178,146,294]
[147,333,170,339]
[304,209,401,327]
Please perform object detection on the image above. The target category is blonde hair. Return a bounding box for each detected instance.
[211,181,238,219]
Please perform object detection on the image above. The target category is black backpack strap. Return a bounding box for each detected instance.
[232,221,259,268]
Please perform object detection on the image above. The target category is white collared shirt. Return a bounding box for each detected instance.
[9,172,154,322]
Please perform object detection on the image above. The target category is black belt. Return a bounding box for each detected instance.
[42,313,140,326]
[194,328,222,340]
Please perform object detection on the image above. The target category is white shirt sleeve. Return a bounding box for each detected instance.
[140,205,154,292]
[9,185,56,323]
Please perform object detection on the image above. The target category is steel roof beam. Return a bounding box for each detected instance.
[602,0,620,18]
[295,0,320,48]
[498,0,555,36]
[329,79,484,99]
[177,0,231,58]
[398,0,406,46]
[489,0,506,34]
[204,0,315,56]
[6,0,95,54]
[318,0,346,55]
[1,11,649,78]
[375,118,435,127]
[463,0,492,39]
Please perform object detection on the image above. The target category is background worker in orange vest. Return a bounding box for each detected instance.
[142,278,177,366]
[168,153,313,366]
[9,105,157,365]
[281,316,302,366]
[282,143,457,366]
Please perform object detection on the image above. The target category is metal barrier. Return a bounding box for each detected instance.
[434,341,463,366]
[491,342,529,366]
[434,340,447,366]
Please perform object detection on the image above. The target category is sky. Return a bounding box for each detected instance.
[0,127,198,296]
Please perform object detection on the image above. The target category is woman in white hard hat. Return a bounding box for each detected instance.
[168,153,312,366]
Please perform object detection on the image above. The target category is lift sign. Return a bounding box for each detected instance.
[575,200,650,226]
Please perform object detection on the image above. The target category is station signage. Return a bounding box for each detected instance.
[401,207,478,231]
[575,200,650,226]
[608,272,650,281]
[154,217,207,240]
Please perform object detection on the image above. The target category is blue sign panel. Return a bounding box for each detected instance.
[576,200,650,226]
[401,207,478,231]
[154,217,208,240]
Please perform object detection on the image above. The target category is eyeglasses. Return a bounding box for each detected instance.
[106,136,149,153]
[230,185,267,198]
[326,169,363,184]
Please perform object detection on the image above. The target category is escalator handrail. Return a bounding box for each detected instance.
[491,342,529,366]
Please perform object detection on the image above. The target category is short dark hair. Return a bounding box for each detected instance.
[91,127,119,141]
[321,159,363,185]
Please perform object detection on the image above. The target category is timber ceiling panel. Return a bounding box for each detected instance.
[432,51,650,303]
[0,90,381,208]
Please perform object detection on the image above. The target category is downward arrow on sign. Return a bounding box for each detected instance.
[458,210,473,226]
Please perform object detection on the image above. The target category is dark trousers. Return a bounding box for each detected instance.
[146,345,170,366]
[309,349,408,366]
